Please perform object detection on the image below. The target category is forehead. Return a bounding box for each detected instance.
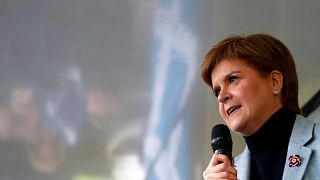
[210,59,258,83]
[211,59,247,75]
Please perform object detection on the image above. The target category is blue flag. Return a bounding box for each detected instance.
[143,0,199,179]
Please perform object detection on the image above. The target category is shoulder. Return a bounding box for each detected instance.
[295,114,320,133]
[292,114,320,145]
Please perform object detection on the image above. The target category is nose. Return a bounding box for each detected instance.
[217,88,230,103]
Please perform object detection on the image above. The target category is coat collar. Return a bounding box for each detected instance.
[235,115,315,180]
[282,115,314,180]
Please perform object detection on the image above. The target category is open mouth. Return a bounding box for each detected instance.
[227,105,241,116]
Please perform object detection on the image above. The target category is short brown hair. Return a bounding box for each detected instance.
[201,33,301,114]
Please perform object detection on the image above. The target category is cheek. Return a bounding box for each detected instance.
[218,103,222,114]
[239,83,270,115]
[237,83,259,104]
[218,104,227,118]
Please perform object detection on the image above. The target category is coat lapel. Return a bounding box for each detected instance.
[282,115,314,180]
[235,147,251,180]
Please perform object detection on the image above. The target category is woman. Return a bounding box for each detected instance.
[201,33,320,180]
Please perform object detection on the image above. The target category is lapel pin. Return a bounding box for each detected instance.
[289,155,301,167]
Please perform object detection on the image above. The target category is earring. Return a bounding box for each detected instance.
[273,90,279,96]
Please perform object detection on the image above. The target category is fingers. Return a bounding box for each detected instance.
[203,162,237,179]
[203,154,237,180]
[208,153,231,167]
[203,171,237,180]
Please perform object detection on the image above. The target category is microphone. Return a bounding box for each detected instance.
[211,124,233,164]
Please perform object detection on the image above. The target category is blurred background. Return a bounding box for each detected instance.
[0,0,319,179]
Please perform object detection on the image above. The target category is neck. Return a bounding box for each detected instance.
[244,105,296,149]
[243,104,284,136]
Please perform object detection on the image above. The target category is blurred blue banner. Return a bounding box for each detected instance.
[143,0,199,179]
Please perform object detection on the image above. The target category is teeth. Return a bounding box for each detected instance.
[231,107,238,114]
[228,106,240,115]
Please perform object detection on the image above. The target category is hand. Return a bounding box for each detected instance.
[203,153,237,180]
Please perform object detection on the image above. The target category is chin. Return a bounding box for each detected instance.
[227,121,246,135]
[225,113,249,134]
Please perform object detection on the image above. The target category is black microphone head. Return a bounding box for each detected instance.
[211,124,232,153]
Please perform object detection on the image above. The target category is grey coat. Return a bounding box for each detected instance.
[235,115,320,180]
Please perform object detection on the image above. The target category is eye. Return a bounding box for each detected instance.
[213,88,221,98]
[228,75,238,84]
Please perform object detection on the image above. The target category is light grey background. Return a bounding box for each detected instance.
[0,0,319,179]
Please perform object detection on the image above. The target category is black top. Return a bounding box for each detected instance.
[244,106,296,180]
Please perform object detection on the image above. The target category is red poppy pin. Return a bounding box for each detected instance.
[289,155,301,167]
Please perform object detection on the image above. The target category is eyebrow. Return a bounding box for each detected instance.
[212,70,242,90]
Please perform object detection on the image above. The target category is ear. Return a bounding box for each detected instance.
[270,70,283,93]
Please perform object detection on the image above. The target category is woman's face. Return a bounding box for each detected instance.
[211,59,282,136]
